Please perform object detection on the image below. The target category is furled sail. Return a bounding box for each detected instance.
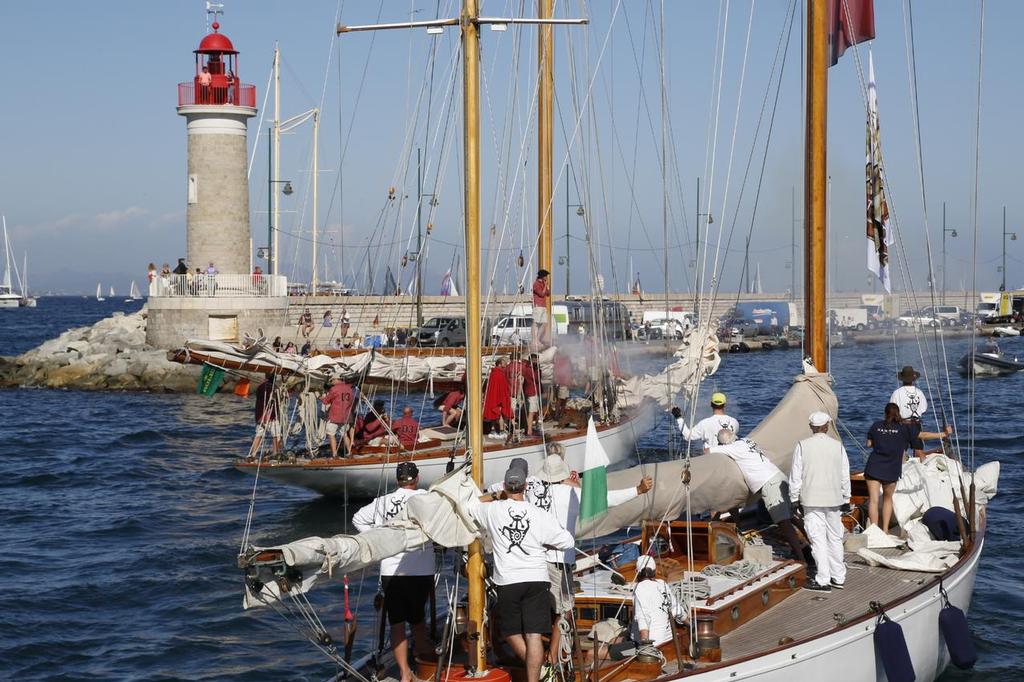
[242,467,481,609]
[579,372,837,538]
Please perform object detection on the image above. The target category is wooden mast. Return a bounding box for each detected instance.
[804,0,828,371]
[461,0,487,673]
[538,0,554,309]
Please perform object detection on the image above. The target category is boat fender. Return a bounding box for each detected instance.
[871,602,915,682]
[938,581,977,669]
[737,342,750,353]
[922,507,966,541]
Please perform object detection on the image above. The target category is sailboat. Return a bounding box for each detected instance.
[19,253,37,307]
[108,285,116,298]
[237,2,997,680]
[0,218,22,309]
[125,281,141,302]
[96,283,105,302]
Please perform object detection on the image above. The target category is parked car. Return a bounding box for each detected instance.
[490,315,533,345]
[638,318,689,340]
[919,305,962,326]
[897,310,940,328]
[415,317,467,347]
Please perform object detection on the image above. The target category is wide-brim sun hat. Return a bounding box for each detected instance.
[898,365,921,381]
[539,454,570,483]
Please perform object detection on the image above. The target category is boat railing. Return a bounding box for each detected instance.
[149,274,287,298]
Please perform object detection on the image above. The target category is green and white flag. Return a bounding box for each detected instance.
[580,417,610,521]
[197,364,226,396]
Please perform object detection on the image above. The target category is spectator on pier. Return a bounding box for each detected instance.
[283,341,297,354]
[271,336,283,353]
[147,263,157,284]
[206,262,218,275]
[198,66,212,102]
[300,340,312,357]
[339,308,351,337]
[391,406,420,451]
[173,258,189,275]
[299,308,314,338]
[322,310,333,327]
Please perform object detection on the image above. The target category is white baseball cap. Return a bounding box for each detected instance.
[809,411,831,427]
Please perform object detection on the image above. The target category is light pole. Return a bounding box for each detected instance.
[941,201,957,303]
[415,148,438,327]
[564,179,584,296]
[266,126,293,276]
[1001,204,1016,292]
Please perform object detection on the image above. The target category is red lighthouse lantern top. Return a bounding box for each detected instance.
[178,20,255,108]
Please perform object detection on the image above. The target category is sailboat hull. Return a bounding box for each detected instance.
[681,528,983,681]
[237,406,654,497]
[0,296,19,309]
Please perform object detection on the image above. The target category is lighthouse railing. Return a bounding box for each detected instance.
[149,274,287,298]
[178,82,256,108]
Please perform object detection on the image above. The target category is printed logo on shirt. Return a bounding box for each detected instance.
[529,480,553,511]
[501,507,531,554]
[905,390,922,418]
[385,495,406,521]
[659,584,673,615]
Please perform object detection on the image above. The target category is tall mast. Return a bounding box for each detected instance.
[461,0,486,672]
[311,110,320,295]
[537,0,554,307]
[804,0,828,371]
[272,44,281,276]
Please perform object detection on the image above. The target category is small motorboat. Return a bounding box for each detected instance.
[958,341,1024,376]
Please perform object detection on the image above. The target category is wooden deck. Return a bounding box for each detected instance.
[718,547,936,661]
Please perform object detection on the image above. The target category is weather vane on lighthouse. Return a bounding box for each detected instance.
[205,1,224,31]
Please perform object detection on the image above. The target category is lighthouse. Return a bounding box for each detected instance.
[147,17,288,350]
[177,20,256,274]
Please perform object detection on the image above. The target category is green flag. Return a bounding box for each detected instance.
[197,365,226,396]
[579,417,609,521]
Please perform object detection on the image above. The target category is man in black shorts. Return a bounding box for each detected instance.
[472,464,574,682]
[352,462,435,682]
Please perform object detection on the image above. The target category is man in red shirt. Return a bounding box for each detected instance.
[521,353,542,436]
[483,357,513,437]
[438,387,465,427]
[392,406,420,451]
[354,399,389,447]
[532,269,551,347]
[321,377,356,457]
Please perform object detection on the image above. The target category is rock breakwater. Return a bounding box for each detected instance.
[0,310,204,392]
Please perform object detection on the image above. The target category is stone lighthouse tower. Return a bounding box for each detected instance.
[177,20,256,274]
[147,17,288,349]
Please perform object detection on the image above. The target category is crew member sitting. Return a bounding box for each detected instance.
[354,399,389,446]
[672,392,739,453]
[789,412,851,592]
[352,462,434,682]
[391,406,420,451]
[712,430,809,565]
[436,385,465,428]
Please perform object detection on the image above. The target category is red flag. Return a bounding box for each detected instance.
[830,0,875,66]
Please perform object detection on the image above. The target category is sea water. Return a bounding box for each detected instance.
[0,298,1019,679]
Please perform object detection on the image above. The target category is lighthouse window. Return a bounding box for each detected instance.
[188,175,198,204]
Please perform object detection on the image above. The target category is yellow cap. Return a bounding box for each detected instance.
[711,392,727,406]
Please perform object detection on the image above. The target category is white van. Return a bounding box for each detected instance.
[490,315,534,345]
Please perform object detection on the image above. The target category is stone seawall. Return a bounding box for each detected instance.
[0,310,204,392]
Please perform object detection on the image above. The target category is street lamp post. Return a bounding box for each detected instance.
[1001,204,1016,292]
[565,180,584,297]
[266,126,293,276]
[941,201,957,304]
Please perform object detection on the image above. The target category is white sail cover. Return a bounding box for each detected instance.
[579,372,837,538]
[243,467,482,609]
[615,331,721,410]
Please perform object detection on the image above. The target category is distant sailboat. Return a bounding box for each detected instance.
[125,281,141,302]
[109,285,116,298]
[96,283,106,302]
[0,218,21,309]
[19,252,37,307]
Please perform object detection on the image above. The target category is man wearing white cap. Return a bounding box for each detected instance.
[789,411,851,592]
[536,454,653,664]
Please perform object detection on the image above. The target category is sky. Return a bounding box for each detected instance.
[0,1,1021,297]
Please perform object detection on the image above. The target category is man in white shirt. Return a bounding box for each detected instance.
[599,555,683,661]
[472,464,574,682]
[352,462,434,682]
[534,454,653,664]
[672,392,739,453]
[890,365,927,420]
[712,430,808,565]
[790,412,852,592]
